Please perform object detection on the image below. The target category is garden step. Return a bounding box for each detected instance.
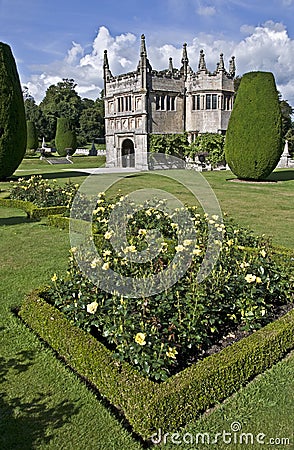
[45,158,73,165]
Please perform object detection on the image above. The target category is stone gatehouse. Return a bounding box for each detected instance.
[103,35,236,169]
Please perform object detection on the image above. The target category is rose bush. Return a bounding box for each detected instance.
[10,175,79,208]
[44,193,293,381]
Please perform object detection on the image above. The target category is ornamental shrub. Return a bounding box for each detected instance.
[55,117,77,157]
[149,133,188,158]
[26,120,38,151]
[0,42,26,179]
[225,71,283,180]
[186,133,225,167]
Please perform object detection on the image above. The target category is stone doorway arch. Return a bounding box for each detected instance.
[121,139,135,167]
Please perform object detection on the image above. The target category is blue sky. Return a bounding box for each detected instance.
[1,0,294,106]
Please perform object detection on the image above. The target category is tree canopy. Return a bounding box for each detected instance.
[23,79,105,147]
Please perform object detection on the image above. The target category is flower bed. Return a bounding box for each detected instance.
[10,175,79,207]
[0,175,79,219]
[44,193,293,381]
[18,291,294,440]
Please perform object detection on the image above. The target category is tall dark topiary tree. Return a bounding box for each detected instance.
[55,117,77,157]
[26,120,38,151]
[0,42,26,179]
[225,71,283,180]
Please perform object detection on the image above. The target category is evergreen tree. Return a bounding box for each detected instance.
[55,117,77,156]
[0,42,26,179]
[225,71,283,180]
[26,120,38,151]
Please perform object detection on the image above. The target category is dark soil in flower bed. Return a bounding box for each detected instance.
[198,302,293,359]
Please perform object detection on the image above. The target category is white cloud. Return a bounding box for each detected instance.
[24,26,138,103]
[65,42,84,65]
[23,23,294,107]
[234,21,294,100]
[197,6,216,16]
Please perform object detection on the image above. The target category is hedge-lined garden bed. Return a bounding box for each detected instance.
[18,291,294,441]
[44,194,293,381]
[0,175,79,219]
[14,188,294,440]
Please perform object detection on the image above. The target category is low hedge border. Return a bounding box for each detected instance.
[18,291,157,436]
[47,214,70,229]
[18,290,294,441]
[0,198,68,220]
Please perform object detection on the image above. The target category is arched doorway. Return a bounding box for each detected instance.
[121,139,135,167]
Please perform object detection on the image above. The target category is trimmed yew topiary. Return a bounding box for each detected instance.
[55,117,77,157]
[225,71,283,180]
[26,120,38,151]
[0,42,26,179]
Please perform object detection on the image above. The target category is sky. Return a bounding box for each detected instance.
[1,0,294,107]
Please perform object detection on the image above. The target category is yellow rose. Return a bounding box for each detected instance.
[134,332,146,346]
[245,274,256,283]
[104,231,113,240]
[90,258,99,268]
[166,347,178,359]
[87,301,98,314]
[123,245,136,254]
[102,262,110,271]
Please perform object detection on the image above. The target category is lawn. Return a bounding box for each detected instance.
[0,158,293,449]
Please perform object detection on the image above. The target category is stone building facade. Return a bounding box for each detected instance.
[103,35,236,169]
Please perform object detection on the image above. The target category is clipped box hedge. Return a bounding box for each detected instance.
[0,198,68,219]
[19,290,294,440]
[47,214,70,229]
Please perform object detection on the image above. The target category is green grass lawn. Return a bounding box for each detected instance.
[0,160,293,449]
[105,168,294,248]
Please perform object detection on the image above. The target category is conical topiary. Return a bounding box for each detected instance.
[0,42,26,179]
[225,71,283,180]
[26,120,38,151]
[55,118,77,157]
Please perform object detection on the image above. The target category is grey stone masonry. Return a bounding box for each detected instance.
[103,35,235,169]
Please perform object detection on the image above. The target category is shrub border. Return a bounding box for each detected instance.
[18,290,294,440]
[47,214,70,229]
[0,198,68,219]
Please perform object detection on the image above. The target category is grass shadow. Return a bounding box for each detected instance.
[0,216,31,226]
[8,171,88,181]
[226,169,294,184]
[0,350,80,450]
[267,170,294,182]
